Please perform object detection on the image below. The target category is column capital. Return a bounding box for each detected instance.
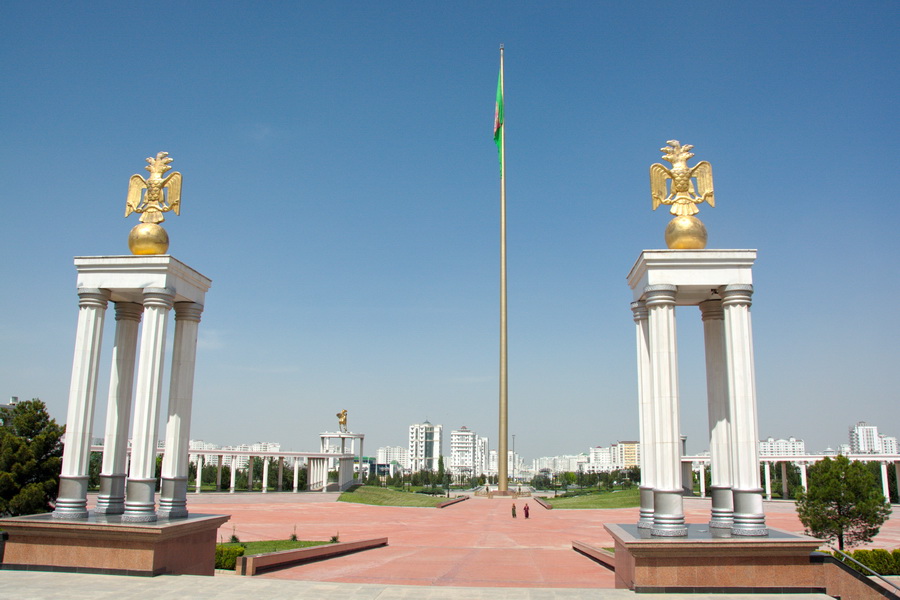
[699,298,724,321]
[721,284,753,307]
[77,288,110,308]
[630,300,648,322]
[142,287,175,309]
[173,301,204,322]
[113,301,143,322]
[643,284,677,307]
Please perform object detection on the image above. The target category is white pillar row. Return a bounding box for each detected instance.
[54,289,111,519]
[229,456,237,493]
[293,459,300,493]
[799,462,808,491]
[631,301,655,529]
[699,299,733,529]
[159,301,204,518]
[123,287,175,522]
[645,284,687,536]
[722,283,767,535]
[95,301,142,515]
[881,462,890,501]
[262,458,270,493]
[764,461,772,501]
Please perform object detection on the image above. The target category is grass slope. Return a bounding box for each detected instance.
[338,485,445,507]
[218,539,330,554]
[544,487,641,509]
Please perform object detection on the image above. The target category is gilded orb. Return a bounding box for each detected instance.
[665,215,707,249]
[128,223,170,255]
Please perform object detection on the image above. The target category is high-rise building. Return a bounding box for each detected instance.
[879,435,898,455]
[611,441,640,470]
[376,446,409,470]
[850,422,880,454]
[759,436,806,456]
[449,426,477,480]
[408,421,442,472]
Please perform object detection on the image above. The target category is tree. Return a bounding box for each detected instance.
[795,455,892,551]
[0,398,64,516]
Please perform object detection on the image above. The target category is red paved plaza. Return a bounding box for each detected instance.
[178,493,900,588]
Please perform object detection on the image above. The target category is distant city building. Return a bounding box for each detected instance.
[376,445,409,470]
[879,435,898,455]
[448,426,488,480]
[408,421,442,472]
[759,436,806,456]
[531,454,586,474]
[488,449,523,477]
[850,422,881,454]
[612,441,640,469]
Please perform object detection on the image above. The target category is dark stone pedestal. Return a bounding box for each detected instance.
[0,512,230,576]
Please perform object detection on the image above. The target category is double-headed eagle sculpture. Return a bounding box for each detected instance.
[124,152,182,254]
[649,140,715,249]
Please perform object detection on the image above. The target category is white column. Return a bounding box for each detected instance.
[699,464,706,497]
[764,461,772,500]
[229,456,237,493]
[881,462,890,501]
[632,301,655,528]
[293,459,300,493]
[95,302,142,515]
[722,283,767,535]
[781,462,789,499]
[645,284,686,536]
[262,458,270,493]
[700,299,733,528]
[195,454,204,494]
[54,288,110,519]
[123,287,174,522]
[158,302,203,518]
[800,462,808,491]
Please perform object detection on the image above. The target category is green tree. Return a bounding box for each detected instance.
[795,455,892,551]
[0,398,65,516]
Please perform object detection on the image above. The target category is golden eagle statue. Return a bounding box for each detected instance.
[649,140,715,249]
[124,152,182,254]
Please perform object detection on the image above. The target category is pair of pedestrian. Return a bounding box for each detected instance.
[512,503,530,519]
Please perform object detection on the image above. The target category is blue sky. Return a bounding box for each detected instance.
[2,2,897,460]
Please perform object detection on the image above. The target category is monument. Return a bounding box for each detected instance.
[0,153,229,576]
[604,141,825,592]
[315,410,364,491]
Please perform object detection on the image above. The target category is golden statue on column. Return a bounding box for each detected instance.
[337,409,348,433]
[125,152,182,255]
[650,140,715,249]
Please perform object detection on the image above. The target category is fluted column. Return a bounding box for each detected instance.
[699,299,733,528]
[631,300,655,528]
[123,287,174,522]
[158,301,204,518]
[54,288,110,519]
[293,459,300,493]
[645,284,686,536]
[262,458,270,493]
[799,462,808,491]
[230,456,237,493]
[881,462,890,501]
[96,302,143,515]
[722,283,767,535]
[764,461,772,500]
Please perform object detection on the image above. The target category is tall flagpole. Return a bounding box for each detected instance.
[497,44,508,493]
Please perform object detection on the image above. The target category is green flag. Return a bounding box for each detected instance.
[493,66,504,176]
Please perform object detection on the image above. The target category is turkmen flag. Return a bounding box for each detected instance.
[493,67,504,176]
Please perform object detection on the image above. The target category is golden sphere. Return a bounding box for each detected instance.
[665,215,708,249]
[128,223,169,255]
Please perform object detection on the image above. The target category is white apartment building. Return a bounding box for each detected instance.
[449,426,481,479]
[408,421,442,472]
[879,435,898,455]
[488,449,523,477]
[376,446,409,469]
[759,436,806,456]
[850,422,881,454]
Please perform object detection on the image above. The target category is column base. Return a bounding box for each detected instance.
[731,487,767,536]
[651,488,687,537]
[157,476,189,519]
[637,486,654,529]
[52,476,89,520]
[708,485,734,529]
[94,473,126,515]
[122,478,158,523]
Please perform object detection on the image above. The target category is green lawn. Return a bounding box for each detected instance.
[338,485,446,507]
[544,487,641,509]
[218,539,330,554]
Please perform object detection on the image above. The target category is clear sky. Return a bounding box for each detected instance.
[2,2,898,461]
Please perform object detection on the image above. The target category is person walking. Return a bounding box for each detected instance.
[523,503,530,519]
[511,503,517,518]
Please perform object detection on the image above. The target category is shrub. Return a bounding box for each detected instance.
[215,545,245,570]
[867,549,897,576]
